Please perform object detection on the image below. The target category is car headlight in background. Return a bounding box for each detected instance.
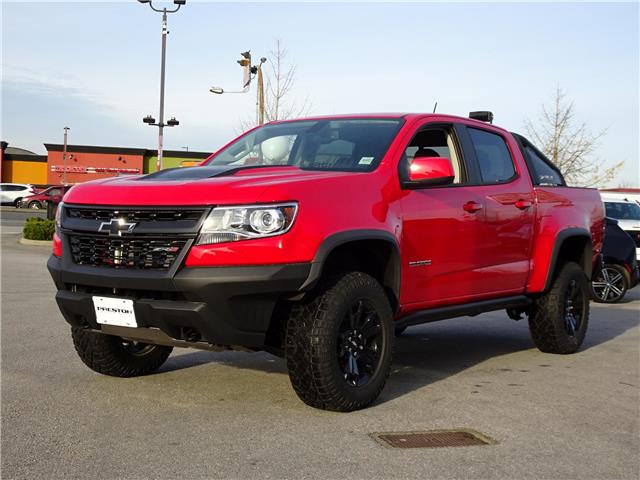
[196,203,298,245]
[55,201,64,230]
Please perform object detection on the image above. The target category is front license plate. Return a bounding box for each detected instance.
[93,296,137,328]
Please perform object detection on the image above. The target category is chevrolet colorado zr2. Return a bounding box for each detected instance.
[48,112,605,412]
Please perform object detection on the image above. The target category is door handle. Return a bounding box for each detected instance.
[463,201,483,213]
[515,200,532,210]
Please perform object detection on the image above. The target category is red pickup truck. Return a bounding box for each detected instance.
[48,112,604,411]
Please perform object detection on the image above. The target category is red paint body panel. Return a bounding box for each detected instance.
[62,113,604,317]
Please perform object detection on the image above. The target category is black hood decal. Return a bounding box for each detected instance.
[138,165,241,181]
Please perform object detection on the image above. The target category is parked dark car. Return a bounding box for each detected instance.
[19,185,68,210]
[592,217,639,303]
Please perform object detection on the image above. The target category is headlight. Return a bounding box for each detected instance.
[196,203,298,245]
[55,201,64,230]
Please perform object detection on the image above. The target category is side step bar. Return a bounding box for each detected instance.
[395,295,532,329]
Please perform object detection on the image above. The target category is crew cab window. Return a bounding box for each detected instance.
[468,128,516,183]
[524,145,565,186]
[206,119,403,172]
[401,128,464,183]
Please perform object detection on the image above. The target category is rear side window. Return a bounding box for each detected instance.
[468,128,516,183]
[524,145,564,186]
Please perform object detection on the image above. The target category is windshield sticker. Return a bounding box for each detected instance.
[358,156,375,165]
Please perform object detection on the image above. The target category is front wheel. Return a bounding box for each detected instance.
[71,327,173,377]
[285,272,394,412]
[28,201,42,210]
[13,198,22,208]
[528,262,589,354]
[591,264,629,303]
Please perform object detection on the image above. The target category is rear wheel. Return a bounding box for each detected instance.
[71,327,173,377]
[528,262,589,354]
[285,272,394,412]
[591,264,629,303]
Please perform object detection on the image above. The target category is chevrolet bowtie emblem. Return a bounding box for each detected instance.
[98,218,137,236]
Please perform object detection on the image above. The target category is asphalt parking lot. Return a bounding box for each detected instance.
[0,207,47,234]
[1,231,639,479]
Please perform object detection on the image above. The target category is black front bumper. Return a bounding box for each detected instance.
[48,256,312,349]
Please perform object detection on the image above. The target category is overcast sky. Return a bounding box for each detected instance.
[2,1,638,186]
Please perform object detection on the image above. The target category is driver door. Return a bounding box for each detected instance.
[399,121,490,307]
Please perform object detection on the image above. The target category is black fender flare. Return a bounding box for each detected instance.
[543,227,593,291]
[300,229,401,302]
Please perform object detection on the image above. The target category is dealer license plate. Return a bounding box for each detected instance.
[93,296,137,328]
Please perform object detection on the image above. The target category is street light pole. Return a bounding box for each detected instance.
[256,59,266,126]
[62,126,70,185]
[138,0,185,171]
[157,8,168,172]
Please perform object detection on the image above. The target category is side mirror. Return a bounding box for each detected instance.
[404,156,455,188]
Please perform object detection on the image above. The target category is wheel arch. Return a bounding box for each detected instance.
[544,228,593,292]
[301,230,401,312]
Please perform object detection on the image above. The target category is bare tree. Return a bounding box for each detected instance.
[264,39,310,122]
[237,40,310,132]
[524,87,622,187]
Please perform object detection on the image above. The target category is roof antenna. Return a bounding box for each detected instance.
[432,102,438,113]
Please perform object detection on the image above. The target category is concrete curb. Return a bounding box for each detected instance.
[19,236,52,247]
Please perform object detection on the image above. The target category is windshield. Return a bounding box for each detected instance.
[205,118,403,172]
[605,201,640,221]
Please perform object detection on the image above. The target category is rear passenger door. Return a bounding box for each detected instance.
[460,124,535,294]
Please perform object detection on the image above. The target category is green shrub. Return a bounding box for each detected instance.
[22,217,55,241]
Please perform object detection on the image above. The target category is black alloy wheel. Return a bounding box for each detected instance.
[120,339,157,356]
[563,279,585,336]
[338,299,383,387]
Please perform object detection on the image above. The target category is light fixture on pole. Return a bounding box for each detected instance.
[209,50,267,125]
[138,0,186,171]
[62,126,70,185]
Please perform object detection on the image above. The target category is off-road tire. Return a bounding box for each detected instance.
[285,272,394,412]
[528,262,589,354]
[71,327,173,377]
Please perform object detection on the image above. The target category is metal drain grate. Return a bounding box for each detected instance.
[371,429,496,449]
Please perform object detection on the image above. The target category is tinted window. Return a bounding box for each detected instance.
[48,188,61,196]
[5,185,26,191]
[206,119,403,172]
[524,146,564,186]
[468,128,516,183]
[605,202,640,221]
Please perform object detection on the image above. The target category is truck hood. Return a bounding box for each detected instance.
[614,218,640,232]
[63,166,358,206]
